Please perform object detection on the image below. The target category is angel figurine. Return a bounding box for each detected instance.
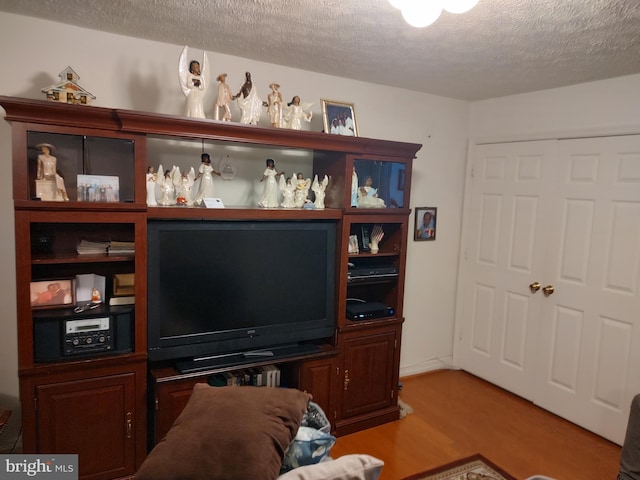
[173,166,196,205]
[279,176,296,208]
[293,173,311,208]
[312,174,329,209]
[157,165,177,205]
[178,46,209,119]
[283,96,313,130]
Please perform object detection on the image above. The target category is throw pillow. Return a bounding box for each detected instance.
[135,384,311,480]
[277,454,384,480]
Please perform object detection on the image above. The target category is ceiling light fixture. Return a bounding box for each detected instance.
[389,0,480,28]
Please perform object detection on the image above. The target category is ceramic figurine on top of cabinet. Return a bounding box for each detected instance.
[214,73,233,121]
[194,153,221,205]
[146,166,158,206]
[258,158,284,208]
[266,83,284,127]
[174,166,196,205]
[357,175,386,208]
[283,96,313,130]
[312,174,329,209]
[35,143,69,201]
[178,46,209,119]
[234,72,265,125]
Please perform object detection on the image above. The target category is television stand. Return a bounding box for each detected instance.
[174,343,323,374]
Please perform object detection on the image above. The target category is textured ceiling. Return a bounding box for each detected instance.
[1,0,639,100]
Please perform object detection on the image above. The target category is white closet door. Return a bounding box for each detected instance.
[535,135,640,444]
[457,135,640,444]
[457,140,556,401]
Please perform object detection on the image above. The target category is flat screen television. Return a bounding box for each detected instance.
[147,219,337,371]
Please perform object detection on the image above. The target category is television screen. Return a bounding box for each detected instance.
[147,220,337,367]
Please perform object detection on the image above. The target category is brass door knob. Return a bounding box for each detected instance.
[543,285,555,296]
[529,282,541,293]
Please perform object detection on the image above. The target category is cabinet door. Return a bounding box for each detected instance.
[341,329,397,419]
[36,373,137,480]
[153,377,203,444]
[299,357,338,425]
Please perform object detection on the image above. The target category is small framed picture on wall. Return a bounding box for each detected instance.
[415,207,437,241]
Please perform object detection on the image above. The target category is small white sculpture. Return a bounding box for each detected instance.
[156,165,177,206]
[369,225,384,254]
[293,173,311,208]
[174,166,196,206]
[36,143,69,201]
[258,158,284,208]
[279,175,296,208]
[283,96,313,130]
[267,83,284,127]
[214,73,233,121]
[146,166,158,206]
[312,174,329,209]
[178,46,209,119]
[194,153,221,205]
[351,166,358,207]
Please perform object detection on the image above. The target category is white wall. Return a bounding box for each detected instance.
[0,12,469,446]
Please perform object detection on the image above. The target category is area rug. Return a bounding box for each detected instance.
[401,454,515,480]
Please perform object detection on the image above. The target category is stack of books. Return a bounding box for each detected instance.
[108,240,135,255]
[76,240,110,255]
[208,365,281,388]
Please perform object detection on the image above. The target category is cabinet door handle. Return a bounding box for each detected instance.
[344,369,350,391]
[126,411,133,439]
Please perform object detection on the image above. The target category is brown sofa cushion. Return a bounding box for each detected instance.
[136,384,311,480]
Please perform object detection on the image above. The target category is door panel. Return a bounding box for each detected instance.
[458,141,555,401]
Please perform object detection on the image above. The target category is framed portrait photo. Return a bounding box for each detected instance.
[321,99,358,137]
[415,207,437,241]
[30,279,74,309]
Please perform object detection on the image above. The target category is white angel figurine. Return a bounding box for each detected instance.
[283,96,313,130]
[178,46,209,119]
[293,173,311,208]
[146,166,158,206]
[279,175,296,208]
[156,165,177,206]
[173,166,196,205]
[312,174,329,209]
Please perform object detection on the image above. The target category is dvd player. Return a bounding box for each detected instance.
[346,301,395,321]
[347,266,398,284]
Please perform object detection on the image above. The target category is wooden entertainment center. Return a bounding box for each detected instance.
[2,96,421,480]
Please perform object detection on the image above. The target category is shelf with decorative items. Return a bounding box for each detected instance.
[2,95,421,474]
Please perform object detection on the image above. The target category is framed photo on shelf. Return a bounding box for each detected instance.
[414,207,437,241]
[77,174,120,202]
[321,99,358,137]
[30,279,74,309]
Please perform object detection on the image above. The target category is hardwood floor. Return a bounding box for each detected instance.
[330,369,622,480]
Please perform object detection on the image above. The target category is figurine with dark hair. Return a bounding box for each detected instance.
[178,46,209,118]
[233,72,265,125]
[194,153,221,205]
[357,176,386,208]
[258,158,284,208]
[283,96,313,130]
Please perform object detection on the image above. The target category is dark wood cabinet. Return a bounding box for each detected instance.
[2,96,420,473]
